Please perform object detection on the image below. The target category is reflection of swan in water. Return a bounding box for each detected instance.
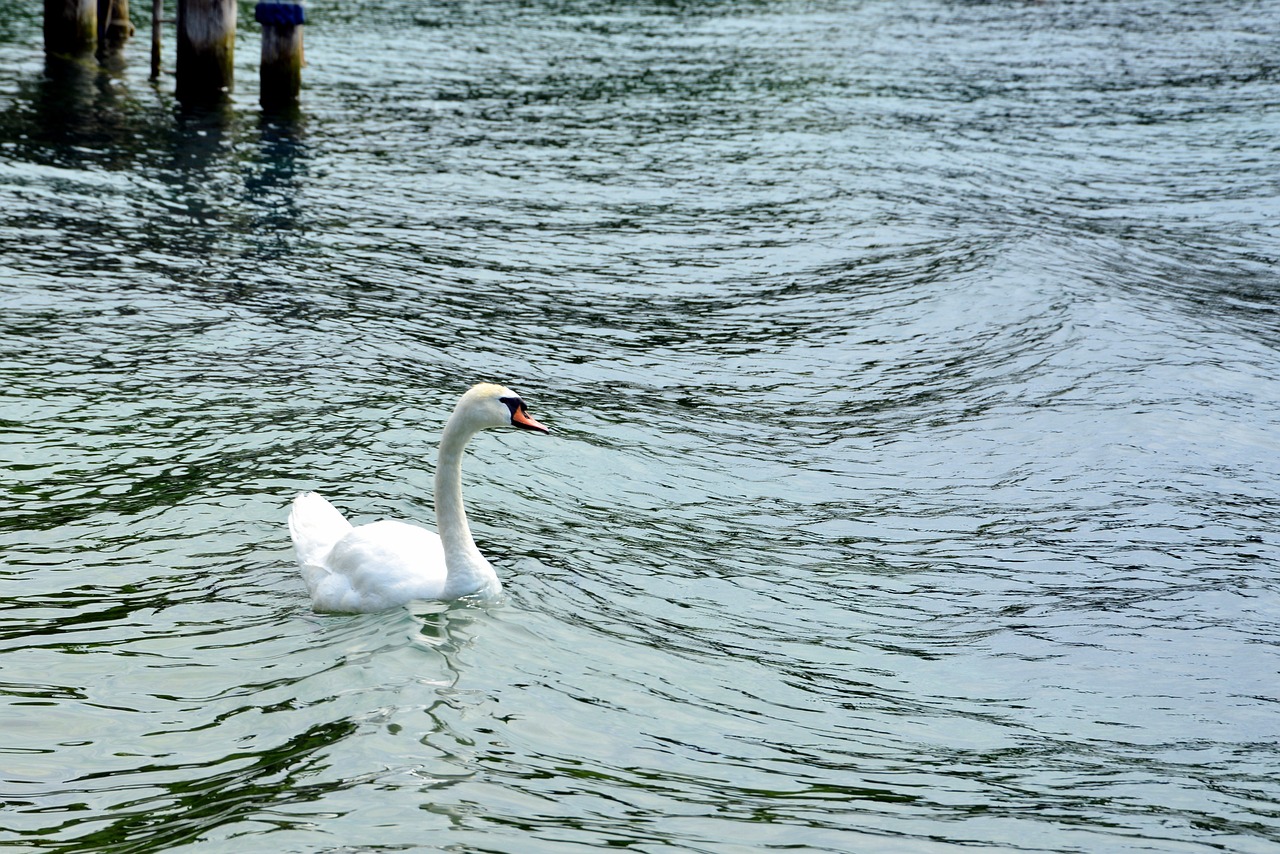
[288,384,550,613]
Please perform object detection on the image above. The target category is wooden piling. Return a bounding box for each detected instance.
[44,0,97,56]
[256,2,305,110]
[175,0,235,104]
[149,0,161,79]
[97,0,134,52]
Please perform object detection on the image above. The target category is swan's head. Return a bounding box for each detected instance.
[454,383,550,435]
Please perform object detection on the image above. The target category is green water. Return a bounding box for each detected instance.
[3,1,1280,851]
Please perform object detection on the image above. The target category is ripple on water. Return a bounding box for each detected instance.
[3,0,1280,850]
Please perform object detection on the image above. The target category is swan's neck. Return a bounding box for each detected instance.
[435,417,500,598]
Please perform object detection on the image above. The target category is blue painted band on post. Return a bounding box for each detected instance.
[255,2,306,26]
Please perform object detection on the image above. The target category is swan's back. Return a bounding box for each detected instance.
[321,519,447,611]
[288,492,450,612]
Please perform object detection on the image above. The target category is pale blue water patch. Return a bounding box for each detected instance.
[2,0,1280,851]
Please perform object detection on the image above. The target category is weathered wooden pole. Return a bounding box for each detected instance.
[256,2,305,110]
[97,0,134,52]
[44,0,97,56]
[149,0,161,79]
[175,0,235,104]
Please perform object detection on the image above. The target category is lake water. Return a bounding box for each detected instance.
[2,0,1279,851]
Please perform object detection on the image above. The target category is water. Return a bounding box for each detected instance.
[2,0,1279,851]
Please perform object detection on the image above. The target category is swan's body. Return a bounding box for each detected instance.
[288,383,549,613]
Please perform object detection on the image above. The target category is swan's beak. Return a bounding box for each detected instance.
[512,408,550,433]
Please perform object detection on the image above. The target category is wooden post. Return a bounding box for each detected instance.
[256,2,305,110]
[175,0,235,104]
[150,0,161,79]
[44,0,97,56]
[97,0,134,52]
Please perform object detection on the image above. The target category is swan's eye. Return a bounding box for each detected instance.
[499,396,523,417]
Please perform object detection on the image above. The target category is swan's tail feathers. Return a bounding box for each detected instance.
[288,492,353,589]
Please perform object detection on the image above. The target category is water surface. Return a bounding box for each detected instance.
[2,1,1279,851]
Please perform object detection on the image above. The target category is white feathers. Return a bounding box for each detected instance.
[286,384,547,613]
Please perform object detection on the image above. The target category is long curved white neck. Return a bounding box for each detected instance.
[434,414,500,598]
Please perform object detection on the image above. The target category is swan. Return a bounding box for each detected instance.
[288,383,550,613]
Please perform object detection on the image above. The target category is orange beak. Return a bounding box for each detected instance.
[512,408,550,433]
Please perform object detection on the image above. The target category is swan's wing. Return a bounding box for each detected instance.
[314,520,448,612]
[288,492,354,568]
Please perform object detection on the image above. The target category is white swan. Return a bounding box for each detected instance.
[288,383,550,613]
